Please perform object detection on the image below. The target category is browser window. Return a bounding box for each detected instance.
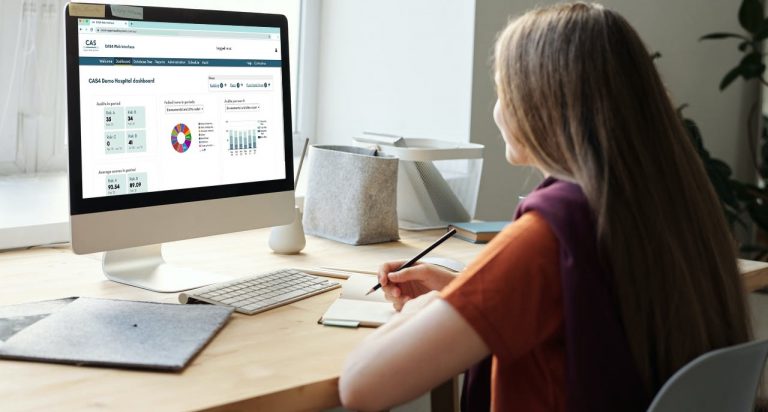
[76,18,286,198]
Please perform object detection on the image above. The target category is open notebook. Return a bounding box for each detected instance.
[320,275,396,328]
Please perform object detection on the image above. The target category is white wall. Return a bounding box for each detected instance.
[314,0,758,220]
[471,0,759,220]
[314,0,475,145]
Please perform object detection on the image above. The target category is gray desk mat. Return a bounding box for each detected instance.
[0,297,76,343]
[0,297,233,371]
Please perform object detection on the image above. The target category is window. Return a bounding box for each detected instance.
[0,0,67,174]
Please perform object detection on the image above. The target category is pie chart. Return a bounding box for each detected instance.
[171,123,192,153]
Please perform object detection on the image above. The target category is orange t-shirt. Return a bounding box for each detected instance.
[441,211,565,412]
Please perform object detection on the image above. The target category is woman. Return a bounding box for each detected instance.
[339,3,752,411]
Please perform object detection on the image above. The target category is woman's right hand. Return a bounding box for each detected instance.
[377,261,458,311]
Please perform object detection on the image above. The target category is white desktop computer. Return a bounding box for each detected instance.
[64,4,295,292]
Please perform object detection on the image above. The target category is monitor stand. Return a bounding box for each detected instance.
[102,244,233,293]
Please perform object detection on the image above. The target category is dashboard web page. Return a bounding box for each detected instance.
[77,19,287,199]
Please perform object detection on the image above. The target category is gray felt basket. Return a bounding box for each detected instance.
[302,145,399,245]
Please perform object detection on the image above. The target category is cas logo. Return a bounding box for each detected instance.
[84,39,98,50]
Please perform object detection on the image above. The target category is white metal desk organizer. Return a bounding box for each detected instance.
[354,133,484,230]
[302,145,400,245]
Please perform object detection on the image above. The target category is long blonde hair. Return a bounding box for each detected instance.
[495,2,752,394]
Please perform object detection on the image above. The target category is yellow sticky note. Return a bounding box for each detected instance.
[68,3,105,18]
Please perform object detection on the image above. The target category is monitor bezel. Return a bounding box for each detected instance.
[64,4,294,215]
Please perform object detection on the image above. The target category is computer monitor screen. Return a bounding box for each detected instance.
[65,4,295,292]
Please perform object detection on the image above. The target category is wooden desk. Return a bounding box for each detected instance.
[2,230,766,411]
[0,228,482,411]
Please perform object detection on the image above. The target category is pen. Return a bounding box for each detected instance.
[365,228,457,295]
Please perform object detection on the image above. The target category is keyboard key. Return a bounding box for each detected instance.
[280,290,308,300]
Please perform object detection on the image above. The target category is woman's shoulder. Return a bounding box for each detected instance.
[520,178,589,212]
[517,178,595,245]
[485,211,558,263]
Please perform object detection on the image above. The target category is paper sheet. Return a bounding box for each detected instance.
[321,274,395,327]
[341,274,389,302]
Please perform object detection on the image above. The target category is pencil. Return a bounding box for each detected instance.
[365,229,457,295]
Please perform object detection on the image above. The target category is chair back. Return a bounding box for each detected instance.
[647,339,768,412]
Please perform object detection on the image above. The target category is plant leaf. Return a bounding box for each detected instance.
[720,65,744,90]
[733,182,764,202]
[740,243,768,256]
[739,0,764,34]
[738,40,752,51]
[681,116,706,153]
[748,202,768,233]
[709,158,733,178]
[755,17,768,40]
[739,52,766,79]
[700,32,750,41]
[760,164,768,179]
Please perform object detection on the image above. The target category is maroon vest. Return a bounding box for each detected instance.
[461,177,648,411]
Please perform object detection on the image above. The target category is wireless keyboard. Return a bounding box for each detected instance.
[178,269,340,315]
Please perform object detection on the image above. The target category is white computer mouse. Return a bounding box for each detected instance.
[420,256,466,272]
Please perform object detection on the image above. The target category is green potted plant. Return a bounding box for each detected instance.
[684,0,768,258]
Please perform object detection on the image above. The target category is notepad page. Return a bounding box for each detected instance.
[320,275,395,326]
[341,274,389,302]
[322,299,395,327]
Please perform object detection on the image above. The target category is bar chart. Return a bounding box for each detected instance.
[228,129,258,151]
